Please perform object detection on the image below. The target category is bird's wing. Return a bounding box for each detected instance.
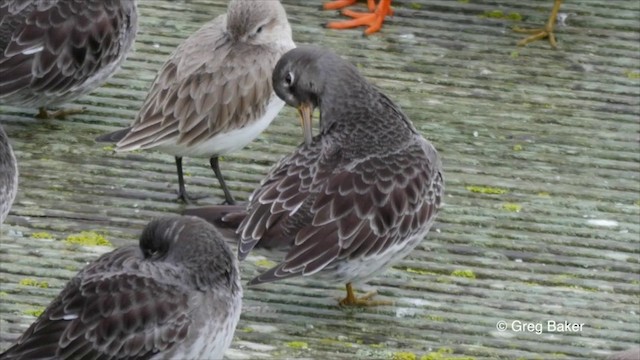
[237,141,326,256]
[0,0,136,101]
[115,17,278,151]
[1,248,196,360]
[239,138,443,284]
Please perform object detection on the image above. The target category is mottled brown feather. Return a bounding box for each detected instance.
[115,18,282,152]
[1,216,242,360]
[0,0,137,107]
[241,138,443,284]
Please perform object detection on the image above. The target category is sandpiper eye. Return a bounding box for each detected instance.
[285,72,294,86]
[144,247,160,258]
[256,25,263,34]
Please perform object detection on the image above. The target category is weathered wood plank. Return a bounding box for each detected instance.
[1,0,638,359]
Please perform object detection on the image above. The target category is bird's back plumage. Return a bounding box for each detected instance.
[0,124,18,225]
[0,0,138,108]
[238,46,444,286]
[0,216,242,360]
[108,0,295,157]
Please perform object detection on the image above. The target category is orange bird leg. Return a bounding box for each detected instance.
[513,0,563,48]
[323,0,358,10]
[326,0,393,35]
[323,0,376,11]
[366,0,376,11]
[338,283,393,307]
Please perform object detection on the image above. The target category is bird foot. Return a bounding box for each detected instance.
[176,190,208,205]
[339,289,392,307]
[513,26,557,48]
[220,198,236,206]
[325,0,393,35]
[36,107,85,119]
[323,0,360,11]
[513,0,562,48]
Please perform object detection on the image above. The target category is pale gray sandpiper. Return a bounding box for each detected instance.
[0,216,242,359]
[96,0,296,205]
[0,123,17,225]
[186,45,444,306]
[0,0,138,118]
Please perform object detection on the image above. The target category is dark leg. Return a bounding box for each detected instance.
[210,157,235,205]
[175,156,191,204]
[36,107,49,119]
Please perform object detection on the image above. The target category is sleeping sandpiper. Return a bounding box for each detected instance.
[96,0,295,204]
[0,216,242,359]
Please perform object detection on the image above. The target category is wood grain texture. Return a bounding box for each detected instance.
[1,0,638,359]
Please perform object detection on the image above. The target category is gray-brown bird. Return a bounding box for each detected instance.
[0,216,242,359]
[96,0,295,205]
[0,0,138,118]
[187,45,444,306]
[0,123,17,224]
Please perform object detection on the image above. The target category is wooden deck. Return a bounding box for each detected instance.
[1,0,638,358]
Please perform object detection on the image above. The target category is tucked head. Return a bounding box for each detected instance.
[226,0,291,44]
[272,45,361,145]
[140,216,234,264]
[139,216,237,288]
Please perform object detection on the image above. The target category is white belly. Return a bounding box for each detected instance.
[155,95,285,158]
[329,224,434,284]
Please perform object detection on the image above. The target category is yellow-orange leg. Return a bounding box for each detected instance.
[326,0,393,35]
[514,0,563,48]
[323,0,373,11]
[339,283,393,307]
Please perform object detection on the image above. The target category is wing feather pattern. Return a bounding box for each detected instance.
[239,137,443,285]
[0,0,137,106]
[115,17,280,152]
[0,246,195,360]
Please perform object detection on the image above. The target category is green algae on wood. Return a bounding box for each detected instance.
[23,308,45,317]
[623,70,640,79]
[393,352,417,360]
[65,231,112,247]
[502,203,523,212]
[451,269,477,279]
[465,186,508,195]
[286,341,309,350]
[254,259,277,268]
[18,278,49,288]
[480,10,522,21]
[424,314,445,322]
[31,232,55,239]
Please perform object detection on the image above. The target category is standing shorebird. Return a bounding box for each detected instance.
[187,46,444,306]
[96,0,295,205]
[0,216,242,359]
[0,0,138,118]
[0,123,18,225]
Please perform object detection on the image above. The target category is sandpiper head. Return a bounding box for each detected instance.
[226,0,292,45]
[139,216,238,288]
[273,46,356,146]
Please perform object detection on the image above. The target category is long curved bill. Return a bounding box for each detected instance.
[297,102,313,146]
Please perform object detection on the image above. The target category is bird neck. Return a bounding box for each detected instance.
[318,80,416,146]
